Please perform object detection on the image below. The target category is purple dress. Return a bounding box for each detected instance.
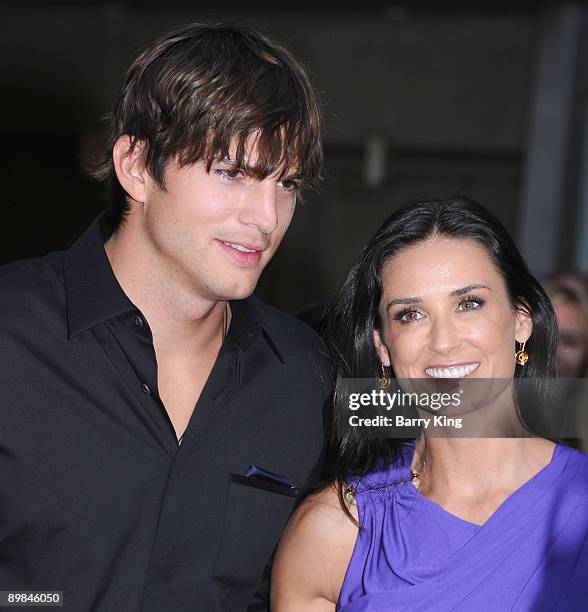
[338,442,588,611]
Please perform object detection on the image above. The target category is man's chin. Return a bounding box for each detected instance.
[216,278,259,302]
[225,287,256,301]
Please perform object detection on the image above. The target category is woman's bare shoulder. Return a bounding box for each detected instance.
[289,483,358,531]
[271,483,359,611]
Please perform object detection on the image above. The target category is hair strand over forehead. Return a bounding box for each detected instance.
[90,21,323,229]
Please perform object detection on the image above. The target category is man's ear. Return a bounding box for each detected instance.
[514,302,533,344]
[112,136,148,206]
[373,328,391,367]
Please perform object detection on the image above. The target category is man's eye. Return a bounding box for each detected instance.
[278,179,299,193]
[215,168,243,181]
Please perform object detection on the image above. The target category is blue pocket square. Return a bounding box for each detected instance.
[245,464,296,489]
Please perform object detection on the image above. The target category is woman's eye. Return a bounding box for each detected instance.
[397,308,423,323]
[457,298,483,312]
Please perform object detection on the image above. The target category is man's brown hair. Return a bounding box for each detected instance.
[92,22,323,229]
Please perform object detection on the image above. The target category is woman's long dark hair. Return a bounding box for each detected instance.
[321,196,558,515]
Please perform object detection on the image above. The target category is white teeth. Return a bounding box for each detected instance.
[424,363,480,378]
[223,242,256,253]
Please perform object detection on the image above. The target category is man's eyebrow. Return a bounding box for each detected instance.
[215,158,301,181]
[215,158,244,169]
[278,171,303,182]
[385,284,491,311]
[213,160,259,177]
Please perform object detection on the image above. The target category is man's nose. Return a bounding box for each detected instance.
[239,181,279,235]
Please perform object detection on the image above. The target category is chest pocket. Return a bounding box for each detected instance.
[211,474,296,607]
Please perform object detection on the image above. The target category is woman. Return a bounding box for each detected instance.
[271,197,588,611]
[543,272,588,451]
[544,272,588,379]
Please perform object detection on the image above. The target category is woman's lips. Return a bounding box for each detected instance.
[424,362,480,378]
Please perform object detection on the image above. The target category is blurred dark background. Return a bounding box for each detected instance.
[2,1,588,314]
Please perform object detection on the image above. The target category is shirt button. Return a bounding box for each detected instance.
[141,383,151,395]
[134,315,144,328]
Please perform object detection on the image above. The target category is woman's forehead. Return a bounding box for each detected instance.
[380,238,500,296]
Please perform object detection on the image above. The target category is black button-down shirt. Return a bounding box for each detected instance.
[0,217,331,611]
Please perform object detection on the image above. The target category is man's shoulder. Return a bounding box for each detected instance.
[247,295,332,394]
[247,294,328,353]
[0,251,65,316]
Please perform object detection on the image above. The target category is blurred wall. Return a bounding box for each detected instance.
[2,4,582,314]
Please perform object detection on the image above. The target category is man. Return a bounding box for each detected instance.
[0,23,330,611]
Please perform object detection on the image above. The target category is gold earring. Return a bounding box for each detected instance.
[515,341,528,366]
[379,363,391,389]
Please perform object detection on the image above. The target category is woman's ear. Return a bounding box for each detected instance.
[373,328,391,367]
[514,303,533,344]
[112,136,148,206]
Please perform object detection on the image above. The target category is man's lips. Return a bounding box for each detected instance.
[220,240,267,253]
[217,239,267,266]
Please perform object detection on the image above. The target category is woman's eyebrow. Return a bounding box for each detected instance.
[386,296,421,310]
[385,284,490,311]
[449,283,490,297]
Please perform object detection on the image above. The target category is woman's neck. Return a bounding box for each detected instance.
[412,436,556,501]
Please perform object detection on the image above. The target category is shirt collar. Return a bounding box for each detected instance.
[64,215,284,362]
[229,297,284,363]
[64,215,134,339]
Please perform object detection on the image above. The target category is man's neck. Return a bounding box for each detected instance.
[104,220,228,357]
